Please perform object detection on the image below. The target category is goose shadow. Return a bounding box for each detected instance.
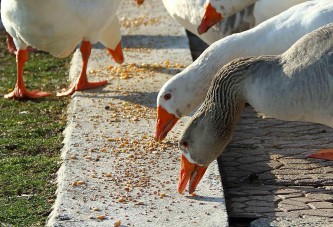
[217,105,333,226]
[93,34,189,50]
[72,90,158,108]
[185,195,225,203]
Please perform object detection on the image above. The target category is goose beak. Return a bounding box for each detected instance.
[178,155,208,194]
[197,3,223,35]
[135,0,144,5]
[154,105,179,142]
[107,42,124,64]
[306,149,333,161]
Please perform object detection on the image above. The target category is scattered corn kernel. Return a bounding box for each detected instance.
[97,215,106,220]
[135,201,144,205]
[100,148,107,152]
[118,197,125,203]
[72,180,85,186]
[127,154,134,158]
[114,220,121,227]
[70,154,77,160]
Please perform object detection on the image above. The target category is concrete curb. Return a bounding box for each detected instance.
[47,0,228,226]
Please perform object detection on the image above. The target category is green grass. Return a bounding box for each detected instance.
[0,30,71,226]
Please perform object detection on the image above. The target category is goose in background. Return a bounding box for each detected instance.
[1,0,143,99]
[162,0,257,45]
[162,0,309,45]
[198,0,309,35]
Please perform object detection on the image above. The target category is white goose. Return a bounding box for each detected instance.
[155,0,333,142]
[199,0,309,34]
[177,22,333,194]
[1,0,143,99]
[162,0,257,45]
[162,0,308,45]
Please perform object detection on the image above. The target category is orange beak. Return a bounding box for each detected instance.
[154,105,179,142]
[177,154,208,194]
[135,0,144,5]
[197,3,223,35]
[306,149,333,161]
[107,42,124,64]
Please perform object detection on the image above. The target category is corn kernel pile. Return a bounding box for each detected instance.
[120,16,161,28]
[90,61,185,81]
[67,64,190,223]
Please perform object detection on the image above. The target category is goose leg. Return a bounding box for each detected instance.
[6,33,16,54]
[4,49,52,99]
[57,41,108,97]
[107,42,124,64]
[6,33,37,54]
[306,149,333,161]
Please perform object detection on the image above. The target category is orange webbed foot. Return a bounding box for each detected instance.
[57,40,108,97]
[56,80,108,97]
[4,87,52,100]
[306,149,333,161]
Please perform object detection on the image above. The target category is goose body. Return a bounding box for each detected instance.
[162,0,308,45]
[1,0,128,99]
[155,0,333,141]
[177,22,333,194]
[253,0,309,25]
[2,0,122,57]
[198,0,309,34]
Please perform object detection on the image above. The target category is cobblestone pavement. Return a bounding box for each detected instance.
[221,107,333,225]
[187,32,333,226]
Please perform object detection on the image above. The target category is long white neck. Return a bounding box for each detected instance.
[167,32,254,115]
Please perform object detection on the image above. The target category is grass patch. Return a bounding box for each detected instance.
[0,30,71,226]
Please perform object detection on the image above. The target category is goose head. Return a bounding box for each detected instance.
[177,101,239,193]
[176,59,247,193]
[154,85,181,142]
[198,0,223,34]
[154,69,206,142]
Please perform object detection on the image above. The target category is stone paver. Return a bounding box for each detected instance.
[219,107,333,226]
[47,0,227,226]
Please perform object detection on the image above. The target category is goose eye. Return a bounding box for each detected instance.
[164,93,172,101]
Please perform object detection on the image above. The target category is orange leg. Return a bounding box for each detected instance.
[107,42,124,64]
[6,33,17,54]
[6,33,36,54]
[306,149,333,161]
[4,49,52,99]
[57,41,108,97]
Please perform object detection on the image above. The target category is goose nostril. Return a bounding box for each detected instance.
[180,141,188,149]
